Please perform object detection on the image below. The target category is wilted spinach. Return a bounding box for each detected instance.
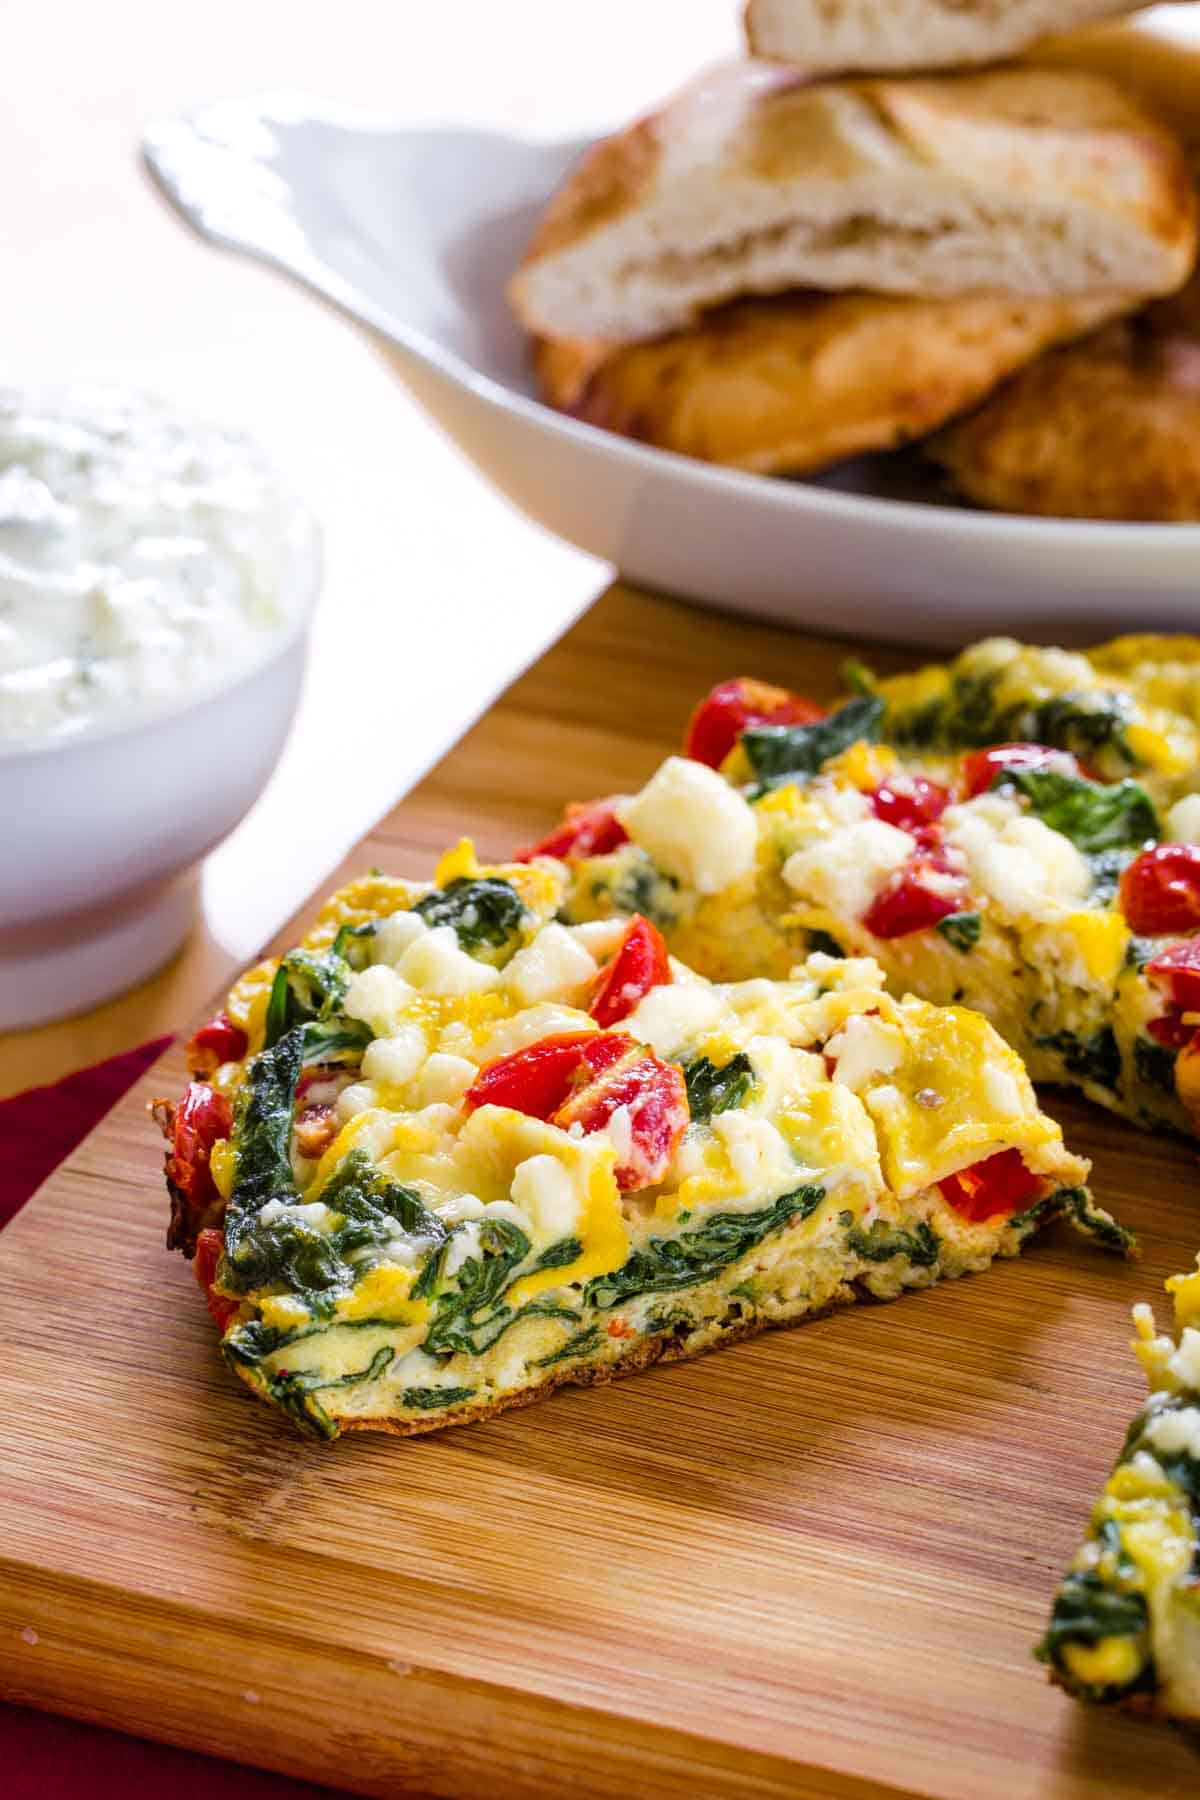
[846,1219,940,1268]
[682,1052,755,1121]
[991,768,1158,855]
[413,877,528,964]
[742,697,885,787]
[936,912,982,954]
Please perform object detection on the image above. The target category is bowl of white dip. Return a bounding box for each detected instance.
[0,386,318,1030]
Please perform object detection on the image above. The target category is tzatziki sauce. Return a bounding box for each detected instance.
[0,387,316,744]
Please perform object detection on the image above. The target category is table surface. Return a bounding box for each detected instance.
[0,0,742,1100]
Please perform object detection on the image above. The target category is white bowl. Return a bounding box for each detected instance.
[0,539,318,1032]
[143,93,1200,649]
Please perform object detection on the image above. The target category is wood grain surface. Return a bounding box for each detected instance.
[3,583,1199,1799]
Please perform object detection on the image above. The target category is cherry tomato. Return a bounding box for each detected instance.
[514,798,628,863]
[1119,846,1200,936]
[1146,939,1200,1036]
[960,743,1082,800]
[862,859,965,939]
[589,914,671,1027]
[164,1082,233,1254]
[552,1049,689,1191]
[464,1031,635,1120]
[194,1227,240,1331]
[185,1012,249,1077]
[870,777,949,841]
[684,677,823,770]
[938,1148,1043,1225]
[1147,1013,1194,1050]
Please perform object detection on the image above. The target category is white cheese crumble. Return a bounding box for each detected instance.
[782,818,914,921]
[434,1193,487,1226]
[1169,1326,1200,1391]
[257,1198,334,1231]
[336,1080,379,1123]
[568,918,632,958]
[1144,1406,1200,1460]
[510,1154,581,1242]
[416,1052,478,1106]
[371,909,428,966]
[1166,793,1200,845]
[942,793,1089,920]
[618,756,758,894]
[477,1003,596,1063]
[712,1110,796,1195]
[628,982,727,1058]
[398,924,500,996]
[343,964,415,1038]
[362,1023,428,1087]
[503,923,597,1008]
[825,1015,904,1090]
[443,1220,483,1280]
[982,1062,1025,1116]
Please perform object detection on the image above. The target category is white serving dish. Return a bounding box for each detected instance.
[0,529,318,1032]
[143,93,1200,649]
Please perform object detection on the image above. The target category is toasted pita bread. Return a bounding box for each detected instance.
[509,62,1196,345]
[932,274,1200,519]
[744,0,1181,75]
[535,289,1130,475]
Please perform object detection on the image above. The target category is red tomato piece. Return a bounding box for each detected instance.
[1147,1013,1194,1050]
[960,742,1082,800]
[164,1082,233,1253]
[464,1031,635,1121]
[294,1103,338,1160]
[552,1050,689,1191]
[1147,938,1200,1011]
[514,797,629,864]
[684,676,824,770]
[870,777,949,837]
[938,1148,1043,1225]
[862,860,964,939]
[589,914,671,1027]
[1120,846,1200,936]
[194,1228,240,1332]
[185,1012,249,1077]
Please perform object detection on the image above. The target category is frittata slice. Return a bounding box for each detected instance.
[158,843,1125,1443]
[1039,1259,1200,1719]
[551,635,1200,1138]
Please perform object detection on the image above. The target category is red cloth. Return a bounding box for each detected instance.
[0,1040,339,1798]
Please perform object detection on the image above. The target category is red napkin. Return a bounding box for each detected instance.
[0,1039,340,1799]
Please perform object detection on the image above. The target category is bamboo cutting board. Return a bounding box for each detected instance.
[3,583,1199,1799]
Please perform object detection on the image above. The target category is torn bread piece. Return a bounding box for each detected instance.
[509,62,1196,345]
[744,0,1180,77]
[158,842,1123,1442]
[535,288,1130,475]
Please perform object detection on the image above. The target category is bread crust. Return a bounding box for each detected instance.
[509,62,1197,344]
[932,273,1200,520]
[533,289,1130,476]
[335,1285,858,1439]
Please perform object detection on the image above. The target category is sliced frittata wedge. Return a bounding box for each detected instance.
[547,635,1200,1138]
[1039,1259,1200,1719]
[158,843,1125,1442]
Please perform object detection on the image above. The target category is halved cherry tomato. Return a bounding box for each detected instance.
[960,743,1083,800]
[862,856,965,940]
[514,797,629,863]
[684,677,823,770]
[870,777,949,839]
[552,1048,689,1191]
[589,914,671,1027]
[1121,847,1200,936]
[938,1148,1043,1225]
[164,1082,233,1253]
[194,1227,240,1332]
[1147,938,1200,1011]
[1147,1013,1194,1050]
[464,1031,635,1121]
[185,1012,249,1077]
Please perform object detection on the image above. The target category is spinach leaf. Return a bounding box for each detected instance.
[682,1052,755,1121]
[584,1186,825,1311]
[742,697,885,787]
[261,1345,397,1441]
[1086,849,1133,910]
[1125,935,1160,972]
[1009,1186,1135,1257]
[531,1325,605,1368]
[402,1385,477,1411]
[264,948,352,1048]
[1027,693,1134,767]
[530,1236,584,1272]
[846,1220,940,1268]
[1135,1036,1179,1096]
[413,877,528,965]
[1034,1027,1121,1092]
[1039,1571,1148,1666]
[331,922,378,972]
[1124,1401,1200,1504]
[804,929,846,959]
[422,1217,579,1357]
[936,912,982,954]
[224,1026,309,1241]
[992,768,1158,855]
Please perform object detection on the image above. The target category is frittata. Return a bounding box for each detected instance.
[1039,1257,1200,1720]
[158,843,1124,1442]
[550,636,1200,1137]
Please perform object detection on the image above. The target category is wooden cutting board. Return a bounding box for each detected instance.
[3,582,1199,1800]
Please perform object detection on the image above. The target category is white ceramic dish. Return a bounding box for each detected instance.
[144,94,1200,648]
[0,525,318,1032]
